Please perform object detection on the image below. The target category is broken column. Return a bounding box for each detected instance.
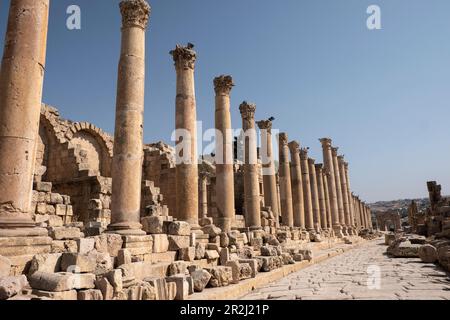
[300,148,314,232]
[309,159,321,232]
[278,133,294,228]
[332,147,347,236]
[338,156,353,235]
[239,102,261,229]
[315,164,328,231]
[257,119,280,225]
[0,0,50,236]
[288,141,305,229]
[108,0,151,235]
[319,139,343,237]
[171,43,200,227]
[214,75,235,232]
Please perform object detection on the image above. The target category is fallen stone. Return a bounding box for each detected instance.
[220,233,229,247]
[28,271,94,292]
[61,253,96,273]
[205,266,232,288]
[226,260,240,284]
[178,247,195,262]
[239,263,253,280]
[76,238,95,255]
[168,221,191,236]
[419,244,438,263]
[261,246,278,257]
[168,261,188,276]
[0,275,28,300]
[0,256,11,277]
[190,269,211,292]
[166,281,177,300]
[106,269,123,292]
[32,289,77,300]
[281,252,295,265]
[205,250,219,260]
[143,277,167,300]
[142,216,165,234]
[51,240,78,254]
[166,275,192,300]
[220,248,230,266]
[168,235,190,251]
[95,277,113,300]
[117,249,132,266]
[238,259,258,278]
[94,234,123,257]
[49,227,82,240]
[298,249,313,261]
[29,253,62,275]
[195,243,206,260]
[93,252,114,275]
[77,289,103,300]
[152,234,169,253]
[202,225,222,238]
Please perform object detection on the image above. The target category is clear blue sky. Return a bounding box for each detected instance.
[1,0,449,203]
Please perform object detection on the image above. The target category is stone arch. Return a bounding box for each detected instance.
[67,123,113,177]
[36,112,61,182]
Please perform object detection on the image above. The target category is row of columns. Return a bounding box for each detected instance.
[0,0,373,237]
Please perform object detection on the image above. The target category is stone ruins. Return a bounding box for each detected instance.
[0,0,377,301]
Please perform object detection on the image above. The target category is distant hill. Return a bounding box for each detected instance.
[369,198,430,218]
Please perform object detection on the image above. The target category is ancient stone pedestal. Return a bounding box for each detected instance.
[257,120,280,226]
[171,43,200,228]
[278,133,294,228]
[319,139,343,238]
[288,141,305,229]
[315,164,328,231]
[0,0,50,237]
[108,0,151,236]
[239,102,261,230]
[332,147,347,236]
[214,75,235,232]
[300,149,314,232]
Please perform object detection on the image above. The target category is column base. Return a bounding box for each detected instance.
[216,217,233,233]
[0,227,48,238]
[106,221,146,236]
[333,225,344,238]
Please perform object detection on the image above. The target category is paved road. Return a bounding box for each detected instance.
[240,239,450,300]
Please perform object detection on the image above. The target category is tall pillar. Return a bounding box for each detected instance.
[0,0,50,236]
[323,171,333,230]
[338,156,353,235]
[239,102,261,229]
[319,139,343,237]
[308,158,321,232]
[199,174,208,219]
[344,162,356,232]
[300,148,314,231]
[353,194,361,229]
[278,133,294,228]
[288,141,305,229]
[171,43,199,227]
[332,147,347,235]
[315,164,328,231]
[108,0,150,235]
[257,119,279,223]
[214,75,235,232]
[359,199,366,229]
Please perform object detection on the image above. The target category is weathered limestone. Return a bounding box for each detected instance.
[199,174,208,219]
[0,0,50,236]
[214,75,235,232]
[315,164,328,231]
[332,147,347,235]
[108,0,151,235]
[308,159,321,232]
[288,141,305,229]
[320,139,343,237]
[257,120,280,226]
[338,156,353,235]
[171,43,199,227]
[300,149,314,231]
[343,162,356,232]
[278,133,294,228]
[239,102,261,229]
[322,171,333,231]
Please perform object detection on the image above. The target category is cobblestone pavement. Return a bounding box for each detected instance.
[240,239,450,300]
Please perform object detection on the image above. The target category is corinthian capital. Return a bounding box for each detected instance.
[331,147,339,156]
[120,0,151,29]
[170,43,197,70]
[288,141,300,153]
[239,101,256,119]
[300,148,309,160]
[214,75,234,95]
[278,133,288,147]
[319,138,332,148]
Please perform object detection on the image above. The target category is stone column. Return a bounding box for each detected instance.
[344,162,356,232]
[338,156,353,235]
[300,148,314,231]
[257,120,279,224]
[323,171,333,230]
[315,164,328,231]
[108,0,150,235]
[239,102,261,229]
[199,174,208,219]
[214,75,235,232]
[278,133,294,228]
[0,0,50,236]
[288,141,305,229]
[332,147,347,235]
[352,194,361,229]
[359,199,366,229]
[319,138,343,237]
[171,43,199,227]
[309,159,321,232]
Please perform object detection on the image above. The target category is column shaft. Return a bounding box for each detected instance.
[300,149,314,231]
[338,156,352,234]
[332,147,346,234]
[309,159,321,232]
[323,172,333,230]
[0,0,50,235]
[278,133,294,227]
[315,164,328,230]
[288,141,305,229]
[214,75,235,232]
[344,163,356,231]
